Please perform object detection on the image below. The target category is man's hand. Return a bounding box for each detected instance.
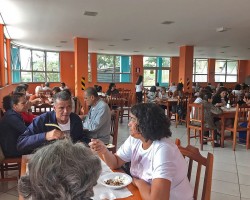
[45,129,65,141]
[89,139,108,154]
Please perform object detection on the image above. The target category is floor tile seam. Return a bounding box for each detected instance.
[235,150,242,199]
[211,189,241,197]
[212,177,240,185]
[239,183,250,187]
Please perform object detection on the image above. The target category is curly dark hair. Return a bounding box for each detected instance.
[131,103,172,141]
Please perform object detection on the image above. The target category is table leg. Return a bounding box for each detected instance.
[221,116,225,148]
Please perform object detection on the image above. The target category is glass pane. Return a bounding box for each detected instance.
[227,61,237,75]
[88,54,91,72]
[215,60,226,74]
[97,73,113,82]
[88,72,92,82]
[143,56,157,67]
[4,39,7,67]
[33,72,45,82]
[20,48,31,70]
[12,70,20,83]
[215,75,225,82]
[11,46,20,70]
[33,50,45,71]
[226,75,237,82]
[162,57,170,67]
[47,52,59,71]
[47,73,60,82]
[144,69,156,86]
[194,59,208,74]
[161,70,169,84]
[194,75,207,82]
[116,73,131,83]
[97,54,115,72]
[21,71,32,82]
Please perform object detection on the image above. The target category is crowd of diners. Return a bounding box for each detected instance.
[0,80,250,200]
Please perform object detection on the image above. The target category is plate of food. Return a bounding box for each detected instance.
[99,172,132,190]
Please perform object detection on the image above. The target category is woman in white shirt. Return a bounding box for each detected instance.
[89,103,193,200]
[135,75,143,103]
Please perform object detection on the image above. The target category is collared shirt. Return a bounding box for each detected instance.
[83,99,111,144]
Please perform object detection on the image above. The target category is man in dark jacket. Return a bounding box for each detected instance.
[17,91,86,154]
[0,93,27,157]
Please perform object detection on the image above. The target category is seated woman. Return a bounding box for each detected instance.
[89,103,193,200]
[173,83,184,98]
[106,83,119,96]
[147,86,157,103]
[18,139,101,200]
[212,87,228,107]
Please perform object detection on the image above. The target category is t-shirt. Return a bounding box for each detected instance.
[117,136,193,200]
[58,119,71,137]
[135,82,143,92]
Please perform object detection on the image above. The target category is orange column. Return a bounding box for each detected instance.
[0,24,5,87]
[208,59,215,85]
[90,53,97,85]
[131,55,143,85]
[179,46,193,92]
[74,37,88,104]
[170,57,179,84]
[238,60,247,83]
[6,39,11,85]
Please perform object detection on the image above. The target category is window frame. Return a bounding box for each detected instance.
[192,58,208,83]
[11,44,60,83]
[215,59,238,83]
[97,54,131,83]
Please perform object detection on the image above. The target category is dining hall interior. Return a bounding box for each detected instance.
[0,0,250,200]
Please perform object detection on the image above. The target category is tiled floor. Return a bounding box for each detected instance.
[1,119,250,200]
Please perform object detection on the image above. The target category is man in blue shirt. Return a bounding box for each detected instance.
[82,87,111,144]
[17,90,86,154]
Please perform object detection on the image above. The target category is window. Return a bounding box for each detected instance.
[11,45,60,83]
[193,59,208,82]
[215,60,237,82]
[97,54,131,83]
[143,56,170,87]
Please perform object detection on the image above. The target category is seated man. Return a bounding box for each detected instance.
[17,91,86,154]
[0,93,27,157]
[18,139,101,200]
[82,87,111,144]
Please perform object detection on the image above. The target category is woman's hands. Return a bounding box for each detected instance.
[89,139,108,154]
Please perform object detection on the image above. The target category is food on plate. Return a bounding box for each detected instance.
[104,176,125,186]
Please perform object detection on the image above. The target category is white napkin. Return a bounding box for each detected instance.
[91,159,133,200]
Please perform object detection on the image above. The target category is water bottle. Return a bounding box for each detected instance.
[226,100,231,109]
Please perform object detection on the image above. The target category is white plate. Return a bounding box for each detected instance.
[99,172,132,190]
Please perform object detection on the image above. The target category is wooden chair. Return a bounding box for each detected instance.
[109,110,120,153]
[0,145,21,182]
[121,92,134,121]
[186,103,215,150]
[109,94,124,123]
[224,104,250,150]
[178,143,214,200]
[32,103,53,115]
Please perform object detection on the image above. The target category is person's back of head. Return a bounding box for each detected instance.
[177,83,184,91]
[18,139,101,200]
[2,95,12,111]
[96,86,102,92]
[52,87,61,95]
[234,84,241,90]
[85,87,98,98]
[136,75,143,85]
[45,82,50,87]
[14,85,26,94]
[108,83,115,90]
[149,86,156,92]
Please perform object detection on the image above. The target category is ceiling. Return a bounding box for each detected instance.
[1,0,250,60]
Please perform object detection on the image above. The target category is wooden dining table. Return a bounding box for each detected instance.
[216,107,236,147]
[157,98,178,118]
[19,155,142,200]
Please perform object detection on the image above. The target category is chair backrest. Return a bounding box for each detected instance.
[178,144,214,200]
[110,110,120,153]
[187,103,204,128]
[0,145,21,182]
[234,104,250,127]
[32,103,53,115]
[109,94,124,110]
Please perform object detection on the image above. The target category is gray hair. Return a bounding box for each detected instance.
[85,87,98,98]
[18,140,102,200]
[53,90,71,105]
